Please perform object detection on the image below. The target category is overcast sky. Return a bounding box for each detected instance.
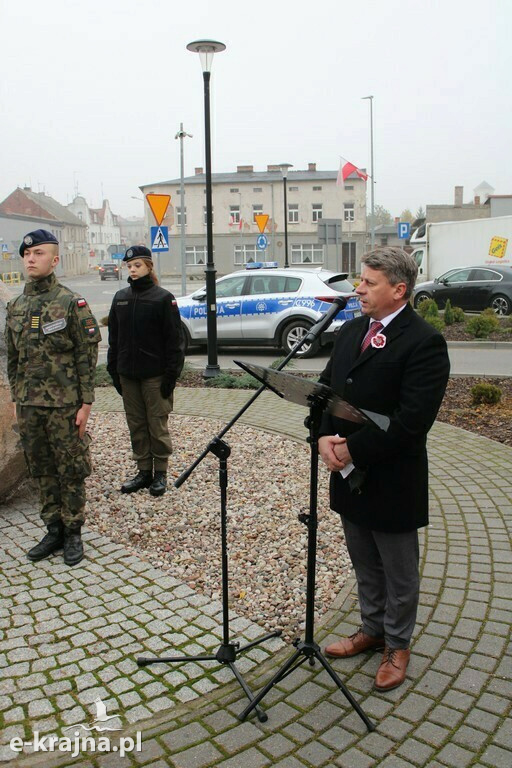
[1,0,510,220]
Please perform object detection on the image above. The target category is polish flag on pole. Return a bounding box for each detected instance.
[336,157,368,186]
[229,215,243,230]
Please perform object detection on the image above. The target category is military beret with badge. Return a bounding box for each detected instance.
[19,229,59,257]
[123,245,152,262]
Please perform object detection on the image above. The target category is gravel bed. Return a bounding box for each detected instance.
[86,412,351,641]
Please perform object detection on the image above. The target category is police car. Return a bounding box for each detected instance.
[177,263,360,358]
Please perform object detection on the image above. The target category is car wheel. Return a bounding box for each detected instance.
[100,277,105,281]
[414,292,431,309]
[281,320,320,358]
[490,294,511,316]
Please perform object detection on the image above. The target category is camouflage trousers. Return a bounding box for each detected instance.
[16,405,92,529]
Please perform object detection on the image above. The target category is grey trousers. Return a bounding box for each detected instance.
[120,375,173,472]
[341,516,420,649]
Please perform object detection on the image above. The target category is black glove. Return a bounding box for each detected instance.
[110,372,122,395]
[160,377,175,399]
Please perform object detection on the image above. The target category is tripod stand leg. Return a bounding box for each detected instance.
[314,649,375,732]
[238,647,304,721]
[228,662,268,723]
[238,629,282,654]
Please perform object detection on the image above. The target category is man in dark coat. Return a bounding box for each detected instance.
[319,246,450,691]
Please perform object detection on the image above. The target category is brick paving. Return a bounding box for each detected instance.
[1,386,511,767]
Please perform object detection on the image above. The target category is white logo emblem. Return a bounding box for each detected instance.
[63,697,122,733]
[24,235,33,245]
[126,249,133,258]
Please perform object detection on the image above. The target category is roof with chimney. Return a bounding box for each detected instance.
[141,164,366,189]
[0,188,85,227]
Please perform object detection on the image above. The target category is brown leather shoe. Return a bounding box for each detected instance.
[374,647,410,691]
[325,628,385,658]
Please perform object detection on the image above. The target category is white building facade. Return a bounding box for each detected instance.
[67,196,122,265]
[139,163,367,278]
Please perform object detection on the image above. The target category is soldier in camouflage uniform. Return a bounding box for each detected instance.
[4,229,101,566]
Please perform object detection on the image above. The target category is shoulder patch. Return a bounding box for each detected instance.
[81,317,99,335]
[77,298,88,308]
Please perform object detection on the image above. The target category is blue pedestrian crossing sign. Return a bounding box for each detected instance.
[151,226,169,252]
[256,234,268,250]
[1,244,8,253]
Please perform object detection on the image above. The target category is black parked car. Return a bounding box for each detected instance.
[413,266,512,316]
[99,263,120,281]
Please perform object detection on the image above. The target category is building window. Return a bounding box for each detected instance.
[344,185,354,190]
[344,203,355,222]
[252,204,263,222]
[186,246,210,265]
[253,187,262,193]
[229,205,240,225]
[234,244,258,265]
[176,207,187,226]
[312,203,323,223]
[288,204,299,224]
[291,244,324,264]
[289,186,299,192]
[203,206,214,225]
[230,188,239,193]
[313,186,322,191]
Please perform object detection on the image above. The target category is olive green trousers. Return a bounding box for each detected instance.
[119,376,173,472]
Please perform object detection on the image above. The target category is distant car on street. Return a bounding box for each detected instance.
[177,263,360,358]
[99,263,120,281]
[413,265,512,316]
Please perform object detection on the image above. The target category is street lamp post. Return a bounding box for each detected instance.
[187,39,226,378]
[362,95,375,249]
[175,123,193,297]
[279,163,293,268]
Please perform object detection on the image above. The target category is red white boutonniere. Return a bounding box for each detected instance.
[371,333,386,349]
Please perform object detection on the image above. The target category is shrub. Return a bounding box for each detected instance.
[471,382,502,405]
[424,314,445,332]
[205,372,259,389]
[417,298,437,318]
[452,306,466,323]
[443,299,455,325]
[465,311,500,338]
[95,363,113,387]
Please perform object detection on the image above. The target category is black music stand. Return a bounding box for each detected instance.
[137,436,281,722]
[234,361,389,731]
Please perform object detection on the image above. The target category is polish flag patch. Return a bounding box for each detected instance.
[77,298,87,307]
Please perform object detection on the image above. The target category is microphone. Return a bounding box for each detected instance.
[304,295,357,343]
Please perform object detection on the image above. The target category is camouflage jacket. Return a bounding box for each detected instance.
[4,272,100,407]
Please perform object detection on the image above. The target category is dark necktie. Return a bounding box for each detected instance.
[360,321,384,353]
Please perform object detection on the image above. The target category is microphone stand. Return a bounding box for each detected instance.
[136,296,351,721]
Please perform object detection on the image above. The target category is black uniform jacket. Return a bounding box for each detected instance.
[107,275,184,384]
[319,303,450,533]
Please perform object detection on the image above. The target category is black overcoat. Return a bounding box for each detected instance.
[319,303,450,533]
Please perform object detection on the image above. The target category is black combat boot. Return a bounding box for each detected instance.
[149,471,167,497]
[27,521,64,562]
[120,470,153,494]
[63,527,84,566]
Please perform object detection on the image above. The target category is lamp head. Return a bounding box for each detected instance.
[279,163,293,180]
[187,39,226,72]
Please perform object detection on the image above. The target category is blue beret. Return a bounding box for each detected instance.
[19,229,59,256]
[123,245,152,262]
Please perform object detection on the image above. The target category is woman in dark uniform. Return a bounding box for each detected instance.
[107,246,184,496]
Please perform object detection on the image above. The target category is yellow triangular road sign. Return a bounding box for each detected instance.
[255,214,269,234]
[146,194,171,226]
